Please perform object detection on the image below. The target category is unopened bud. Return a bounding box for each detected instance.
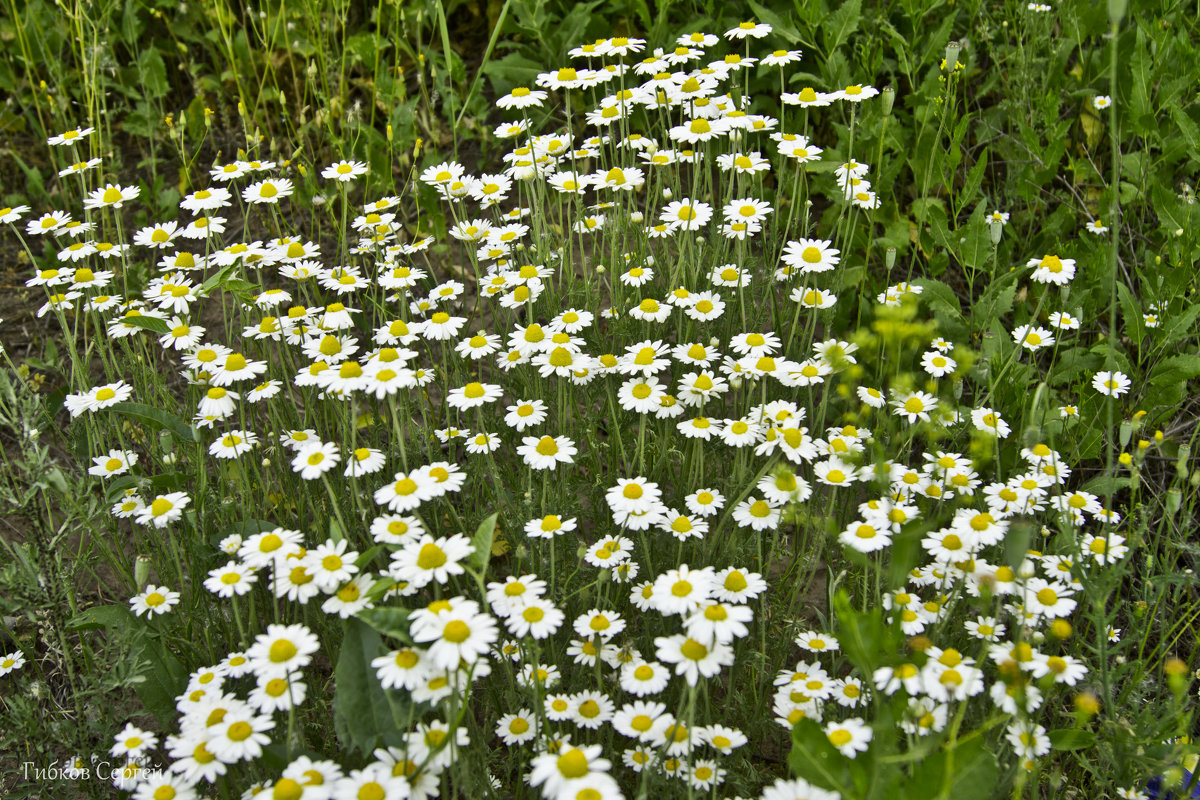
[885,246,897,271]
[881,87,895,117]
[944,42,962,71]
[134,555,152,591]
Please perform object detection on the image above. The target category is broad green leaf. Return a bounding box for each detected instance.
[108,402,197,444]
[467,513,499,574]
[67,603,136,632]
[133,636,189,723]
[137,48,169,100]
[333,618,407,754]
[117,315,170,335]
[1150,355,1200,388]
[1049,728,1097,751]
[357,607,413,642]
[914,279,963,320]
[904,735,1000,799]
[788,717,854,796]
[832,590,890,675]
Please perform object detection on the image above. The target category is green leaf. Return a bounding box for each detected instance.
[357,607,412,642]
[199,262,237,296]
[1116,281,1143,346]
[117,315,170,335]
[467,513,499,574]
[1049,728,1097,751]
[1168,105,1200,152]
[904,735,1000,799]
[481,52,545,94]
[788,717,854,796]
[132,636,189,723]
[832,590,890,675]
[137,48,169,100]
[914,279,964,320]
[108,402,197,444]
[333,618,408,754]
[823,0,862,55]
[747,0,802,43]
[959,148,989,209]
[1150,355,1200,388]
[67,603,136,632]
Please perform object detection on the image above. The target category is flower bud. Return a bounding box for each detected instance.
[881,87,895,117]
[134,555,152,591]
[944,42,962,71]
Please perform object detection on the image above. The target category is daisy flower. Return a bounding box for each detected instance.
[88,449,138,477]
[322,160,368,181]
[447,381,503,411]
[242,177,293,204]
[134,492,190,528]
[64,380,133,417]
[246,623,320,678]
[1027,253,1076,285]
[891,390,938,423]
[130,585,180,617]
[654,634,734,685]
[389,533,475,589]
[47,126,94,146]
[825,717,873,757]
[971,407,1012,438]
[516,435,578,471]
[497,86,548,109]
[409,599,499,670]
[660,198,713,231]
[1092,370,1131,397]
[782,238,840,273]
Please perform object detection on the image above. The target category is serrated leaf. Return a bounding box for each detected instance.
[199,263,237,296]
[914,278,964,319]
[1150,355,1200,387]
[108,402,197,444]
[823,0,862,55]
